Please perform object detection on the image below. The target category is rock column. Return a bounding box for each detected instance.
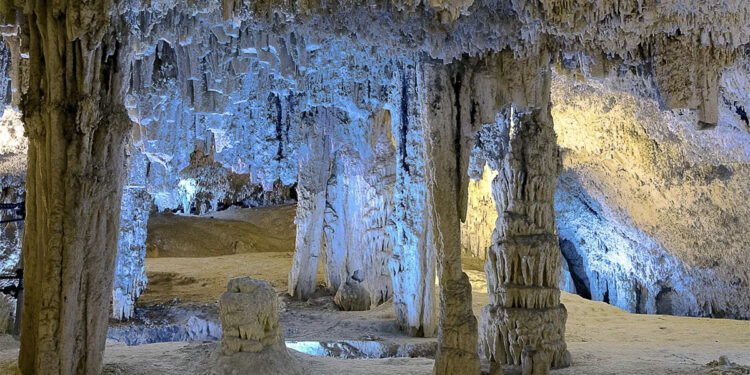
[14,2,132,374]
[418,59,481,375]
[476,53,571,371]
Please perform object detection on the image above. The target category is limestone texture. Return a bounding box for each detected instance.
[11,1,133,373]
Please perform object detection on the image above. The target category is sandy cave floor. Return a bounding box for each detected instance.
[1,205,749,374]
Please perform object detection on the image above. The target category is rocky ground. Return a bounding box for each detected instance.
[1,205,748,374]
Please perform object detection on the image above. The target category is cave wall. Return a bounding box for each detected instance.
[552,59,750,318]
[123,8,421,315]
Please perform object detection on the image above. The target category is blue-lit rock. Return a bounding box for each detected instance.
[0,39,24,333]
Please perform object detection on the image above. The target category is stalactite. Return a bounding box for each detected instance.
[112,150,151,321]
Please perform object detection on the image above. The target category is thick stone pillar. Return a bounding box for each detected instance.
[476,52,571,371]
[418,59,481,375]
[14,2,132,374]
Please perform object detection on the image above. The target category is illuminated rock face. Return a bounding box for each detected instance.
[552,65,750,319]
[388,62,438,337]
[461,165,497,260]
[112,152,151,321]
[0,170,23,333]
[459,61,750,319]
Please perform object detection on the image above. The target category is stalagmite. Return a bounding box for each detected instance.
[474,52,571,371]
[11,1,133,373]
[213,277,303,375]
[418,59,481,375]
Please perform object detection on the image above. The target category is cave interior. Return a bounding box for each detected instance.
[0,0,749,374]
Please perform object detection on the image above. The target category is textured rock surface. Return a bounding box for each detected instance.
[467,52,570,371]
[214,277,302,375]
[0,38,23,335]
[388,62,438,337]
[418,59,481,375]
[11,1,133,373]
[461,165,497,260]
[476,107,571,371]
[219,278,282,354]
[552,63,750,318]
[460,59,750,319]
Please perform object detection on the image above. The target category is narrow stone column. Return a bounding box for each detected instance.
[15,2,132,373]
[476,54,571,370]
[418,59,481,375]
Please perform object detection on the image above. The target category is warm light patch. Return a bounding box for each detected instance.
[0,108,24,155]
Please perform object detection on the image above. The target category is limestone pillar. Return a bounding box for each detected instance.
[389,63,438,337]
[475,52,571,371]
[418,59,481,375]
[13,2,132,374]
[288,112,331,300]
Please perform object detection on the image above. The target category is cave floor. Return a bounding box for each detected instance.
[1,205,749,374]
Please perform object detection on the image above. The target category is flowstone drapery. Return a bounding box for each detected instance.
[389,62,438,337]
[112,152,151,321]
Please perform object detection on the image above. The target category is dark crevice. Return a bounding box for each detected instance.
[451,68,463,191]
[735,103,749,128]
[655,286,675,315]
[559,238,592,300]
[399,68,410,173]
[634,282,648,314]
[603,283,610,304]
[270,93,283,161]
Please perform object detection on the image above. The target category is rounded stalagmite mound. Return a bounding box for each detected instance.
[210,277,303,375]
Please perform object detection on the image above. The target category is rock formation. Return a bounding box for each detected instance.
[551,64,750,318]
[213,277,302,375]
[388,62,438,337]
[419,58,481,375]
[0,35,23,336]
[465,52,570,371]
